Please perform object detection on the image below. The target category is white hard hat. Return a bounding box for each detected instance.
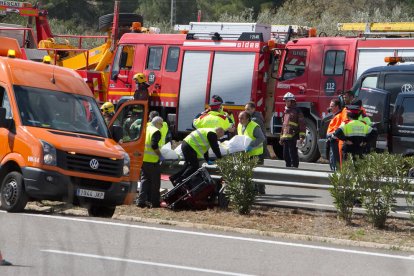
[283,92,296,101]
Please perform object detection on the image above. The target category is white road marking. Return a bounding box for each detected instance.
[41,249,253,276]
[0,211,411,261]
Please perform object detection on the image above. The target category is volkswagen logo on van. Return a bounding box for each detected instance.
[89,159,99,170]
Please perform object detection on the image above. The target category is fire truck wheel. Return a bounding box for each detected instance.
[98,13,144,32]
[0,171,28,213]
[87,205,116,218]
[298,118,320,162]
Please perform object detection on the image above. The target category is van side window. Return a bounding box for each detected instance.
[166,47,180,72]
[146,47,163,71]
[397,98,414,127]
[0,87,12,118]
[282,49,307,80]
[324,50,345,75]
[384,74,414,104]
[112,104,145,142]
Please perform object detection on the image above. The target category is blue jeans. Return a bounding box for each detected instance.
[329,139,340,171]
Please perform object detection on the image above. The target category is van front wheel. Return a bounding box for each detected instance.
[0,171,28,212]
[87,205,116,218]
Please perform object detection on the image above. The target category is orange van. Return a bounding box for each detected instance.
[0,37,147,217]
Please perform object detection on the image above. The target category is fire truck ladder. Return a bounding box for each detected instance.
[337,22,414,36]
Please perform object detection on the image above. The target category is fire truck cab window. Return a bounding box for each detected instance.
[166,47,180,72]
[397,98,414,127]
[146,47,163,71]
[324,50,345,76]
[282,49,307,80]
[112,45,134,79]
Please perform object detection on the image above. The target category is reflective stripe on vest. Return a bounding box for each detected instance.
[341,120,371,137]
[237,121,263,156]
[193,111,231,130]
[184,128,214,158]
[143,125,160,163]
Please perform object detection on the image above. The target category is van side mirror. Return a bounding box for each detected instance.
[111,125,123,143]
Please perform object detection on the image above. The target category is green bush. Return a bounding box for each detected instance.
[329,158,359,224]
[356,153,405,229]
[216,152,258,215]
[401,155,414,221]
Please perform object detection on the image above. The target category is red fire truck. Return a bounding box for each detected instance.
[107,22,274,138]
[273,33,414,161]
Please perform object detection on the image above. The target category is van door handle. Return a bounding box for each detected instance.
[155,84,161,89]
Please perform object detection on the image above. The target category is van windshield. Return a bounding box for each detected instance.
[13,85,109,138]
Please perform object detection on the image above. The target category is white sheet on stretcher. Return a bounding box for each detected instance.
[161,135,252,160]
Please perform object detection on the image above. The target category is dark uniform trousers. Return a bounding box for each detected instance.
[138,161,161,207]
[283,138,299,168]
[170,141,199,185]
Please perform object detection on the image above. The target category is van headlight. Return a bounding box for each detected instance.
[123,153,130,176]
[41,140,57,166]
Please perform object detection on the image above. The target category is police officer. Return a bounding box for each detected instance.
[279,92,306,168]
[238,111,266,194]
[137,116,164,208]
[333,105,377,161]
[169,127,225,186]
[100,102,115,125]
[133,73,150,100]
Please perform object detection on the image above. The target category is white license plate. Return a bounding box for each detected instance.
[77,189,105,199]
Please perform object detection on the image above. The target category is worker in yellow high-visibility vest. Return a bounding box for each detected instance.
[169,127,225,186]
[137,116,164,208]
[148,110,170,147]
[193,95,235,138]
[238,111,266,194]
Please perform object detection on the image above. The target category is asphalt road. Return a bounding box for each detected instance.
[1,210,414,276]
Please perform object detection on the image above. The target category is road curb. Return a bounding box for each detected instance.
[113,214,414,253]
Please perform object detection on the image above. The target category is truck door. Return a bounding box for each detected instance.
[357,87,390,151]
[391,94,414,155]
[144,46,164,97]
[108,45,137,100]
[277,47,310,102]
[109,100,148,203]
[320,46,349,99]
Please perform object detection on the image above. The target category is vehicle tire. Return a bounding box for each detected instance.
[298,117,320,162]
[0,171,28,212]
[87,205,116,218]
[98,13,144,32]
[272,140,283,160]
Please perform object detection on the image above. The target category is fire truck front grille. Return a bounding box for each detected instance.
[57,150,123,177]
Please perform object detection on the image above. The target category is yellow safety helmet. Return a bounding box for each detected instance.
[133,73,147,84]
[43,55,51,64]
[100,102,114,114]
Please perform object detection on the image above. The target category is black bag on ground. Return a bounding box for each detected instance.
[162,167,216,210]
